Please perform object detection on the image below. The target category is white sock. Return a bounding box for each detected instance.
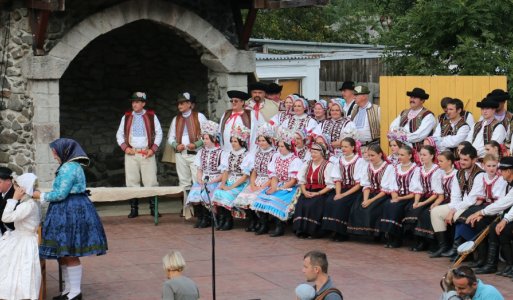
[61,265,70,295]
[67,265,82,298]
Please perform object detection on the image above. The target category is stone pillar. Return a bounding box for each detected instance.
[207,72,248,121]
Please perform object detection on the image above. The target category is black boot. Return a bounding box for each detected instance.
[475,240,498,274]
[410,236,429,252]
[199,206,212,228]
[193,205,203,228]
[389,233,402,248]
[149,198,162,217]
[441,237,464,258]
[221,209,234,231]
[215,207,226,230]
[245,210,258,232]
[255,213,269,235]
[468,242,487,269]
[128,199,139,218]
[430,232,450,258]
[497,243,513,276]
[270,218,285,237]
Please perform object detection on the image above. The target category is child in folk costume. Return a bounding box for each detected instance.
[322,137,367,242]
[428,151,458,258]
[294,129,312,162]
[379,144,423,248]
[234,124,276,232]
[269,94,295,128]
[280,97,317,133]
[347,144,395,236]
[293,143,335,238]
[251,128,303,237]
[186,121,223,229]
[211,125,251,231]
[0,173,41,300]
[402,145,444,252]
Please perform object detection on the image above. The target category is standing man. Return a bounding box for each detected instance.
[487,89,512,147]
[266,83,283,105]
[0,167,14,235]
[432,98,470,152]
[116,92,163,218]
[302,251,343,300]
[350,85,380,146]
[466,98,506,158]
[389,87,436,151]
[246,82,278,122]
[168,92,207,190]
[339,81,356,117]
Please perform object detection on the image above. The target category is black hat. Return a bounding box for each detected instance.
[487,89,510,102]
[338,81,355,91]
[177,92,194,103]
[406,88,429,100]
[248,82,268,92]
[130,92,147,102]
[266,83,283,94]
[476,98,499,109]
[498,157,513,170]
[227,90,249,101]
[0,167,13,180]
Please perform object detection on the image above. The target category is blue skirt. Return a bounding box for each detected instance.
[40,193,108,259]
[212,178,248,210]
[186,182,220,205]
[251,185,298,221]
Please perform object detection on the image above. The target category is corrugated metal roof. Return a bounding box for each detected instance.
[256,53,324,61]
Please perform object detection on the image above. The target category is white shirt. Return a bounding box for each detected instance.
[432,118,470,151]
[218,110,263,153]
[343,98,356,117]
[352,102,380,142]
[449,171,485,212]
[116,110,163,149]
[297,160,335,189]
[389,107,436,143]
[466,119,506,157]
[360,162,396,193]
[167,110,208,149]
[331,155,368,185]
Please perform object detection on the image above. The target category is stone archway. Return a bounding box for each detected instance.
[22,0,255,187]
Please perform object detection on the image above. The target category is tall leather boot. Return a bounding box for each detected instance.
[441,237,465,258]
[128,199,139,218]
[215,207,226,230]
[149,198,162,217]
[430,232,450,258]
[410,236,428,251]
[389,233,402,248]
[270,217,285,237]
[255,213,269,235]
[475,239,499,274]
[468,241,487,268]
[193,205,203,228]
[497,242,513,277]
[221,209,234,231]
[245,210,258,232]
[199,206,212,228]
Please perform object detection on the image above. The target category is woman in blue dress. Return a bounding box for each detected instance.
[34,138,107,300]
[211,125,251,230]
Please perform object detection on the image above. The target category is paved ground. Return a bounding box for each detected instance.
[42,203,513,300]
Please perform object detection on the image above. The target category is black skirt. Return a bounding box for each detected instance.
[414,207,435,239]
[293,190,333,237]
[347,192,390,237]
[378,199,411,236]
[321,188,362,235]
[403,202,430,233]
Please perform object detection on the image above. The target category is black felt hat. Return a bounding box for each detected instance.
[476,98,500,109]
[406,87,429,100]
[0,167,13,180]
[227,90,250,101]
[248,82,268,92]
[177,92,194,103]
[129,92,147,102]
[266,83,283,94]
[338,81,355,91]
[499,157,513,170]
[487,89,510,102]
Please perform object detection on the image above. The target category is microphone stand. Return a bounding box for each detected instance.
[202,176,217,300]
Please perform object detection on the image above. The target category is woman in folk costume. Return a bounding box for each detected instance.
[251,128,303,237]
[294,128,312,162]
[313,100,356,158]
[0,173,41,300]
[293,143,335,238]
[280,96,318,134]
[322,137,367,242]
[347,144,395,237]
[378,144,422,248]
[402,145,444,252]
[233,124,276,232]
[314,133,338,164]
[312,99,328,125]
[211,125,252,231]
[34,138,107,300]
[388,127,410,166]
[269,94,296,128]
[186,120,223,229]
[426,151,458,258]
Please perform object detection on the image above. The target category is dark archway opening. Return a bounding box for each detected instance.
[60,20,208,186]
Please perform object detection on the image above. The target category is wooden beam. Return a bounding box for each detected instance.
[230,0,244,39]
[29,9,51,55]
[25,0,64,11]
[240,7,258,50]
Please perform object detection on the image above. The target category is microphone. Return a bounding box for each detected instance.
[204,176,210,183]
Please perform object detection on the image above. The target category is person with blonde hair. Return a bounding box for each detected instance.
[162,250,199,300]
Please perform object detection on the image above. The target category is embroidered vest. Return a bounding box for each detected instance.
[339,156,359,189]
[471,119,502,144]
[420,165,439,198]
[220,109,252,144]
[123,110,156,149]
[200,148,223,176]
[287,115,313,131]
[350,103,380,140]
[395,165,417,196]
[228,151,246,176]
[296,147,309,161]
[275,155,298,182]
[175,111,201,144]
[441,118,468,137]
[305,160,329,190]
[368,162,388,194]
[456,165,484,196]
[399,108,434,151]
[442,172,456,204]
[322,118,351,142]
[254,149,276,177]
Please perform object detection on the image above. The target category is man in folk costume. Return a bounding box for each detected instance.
[339,81,356,117]
[432,98,470,152]
[116,92,163,218]
[0,167,14,235]
[220,90,263,152]
[466,98,506,157]
[168,92,207,190]
[437,97,475,129]
[486,89,513,147]
[246,82,279,122]
[266,82,283,110]
[349,85,380,147]
[390,87,436,152]
[429,145,485,258]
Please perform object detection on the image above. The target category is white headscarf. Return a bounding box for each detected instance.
[14,173,37,197]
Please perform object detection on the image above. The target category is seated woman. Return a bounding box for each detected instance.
[312,99,328,125]
[322,137,366,241]
[379,144,422,248]
[314,134,339,164]
[313,101,355,158]
[294,129,312,162]
[347,144,395,237]
[251,130,302,237]
[186,121,223,228]
[280,97,318,134]
[269,94,295,128]
[234,125,276,232]
[0,173,41,300]
[212,125,251,231]
[293,143,335,238]
[403,145,444,252]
